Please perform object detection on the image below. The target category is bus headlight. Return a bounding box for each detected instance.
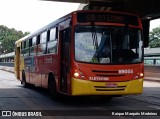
[73,69,86,79]
[74,72,79,77]
[133,71,144,79]
[139,72,144,77]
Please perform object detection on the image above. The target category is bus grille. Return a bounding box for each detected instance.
[92,70,125,77]
[94,86,126,91]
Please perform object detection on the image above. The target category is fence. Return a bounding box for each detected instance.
[0,62,14,67]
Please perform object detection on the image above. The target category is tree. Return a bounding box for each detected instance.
[0,25,30,54]
[149,27,160,48]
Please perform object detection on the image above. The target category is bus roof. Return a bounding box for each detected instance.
[15,10,140,45]
[15,11,73,44]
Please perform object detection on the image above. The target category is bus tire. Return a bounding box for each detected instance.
[48,75,60,100]
[22,71,29,88]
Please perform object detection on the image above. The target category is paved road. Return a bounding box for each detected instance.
[0,70,160,119]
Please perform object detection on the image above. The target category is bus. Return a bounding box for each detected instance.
[14,10,144,100]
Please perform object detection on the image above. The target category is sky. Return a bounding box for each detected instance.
[0,0,80,32]
[0,0,159,33]
[150,19,160,31]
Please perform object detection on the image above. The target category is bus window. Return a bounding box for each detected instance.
[40,32,47,44]
[50,28,56,41]
[30,36,37,56]
[24,40,30,57]
[22,41,26,56]
[21,41,25,56]
[26,40,29,48]
[32,36,37,46]
[75,26,142,64]
[37,32,47,55]
[23,41,26,49]
[47,28,58,54]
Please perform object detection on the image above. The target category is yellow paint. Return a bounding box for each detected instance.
[71,78,143,96]
[20,57,24,70]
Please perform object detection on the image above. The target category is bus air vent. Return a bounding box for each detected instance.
[94,86,126,91]
[92,70,125,76]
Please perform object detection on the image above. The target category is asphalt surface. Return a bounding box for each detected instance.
[0,68,160,119]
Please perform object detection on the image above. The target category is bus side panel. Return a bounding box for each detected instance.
[14,55,18,79]
[34,56,42,87]
[34,72,42,87]
[41,55,48,88]
[42,54,58,89]
[25,71,30,83]
[19,56,25,81]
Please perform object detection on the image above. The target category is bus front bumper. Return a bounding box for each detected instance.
[71,78,143,96]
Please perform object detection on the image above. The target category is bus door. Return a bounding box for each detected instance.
[60,28,71,93]
[15,46,20,80]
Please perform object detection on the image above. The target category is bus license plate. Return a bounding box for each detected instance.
[106,83,117,88]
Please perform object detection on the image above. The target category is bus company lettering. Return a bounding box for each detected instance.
[89,77,109,81]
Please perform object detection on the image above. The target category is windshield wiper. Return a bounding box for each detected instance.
[91,22,99,63]
[91,22,98,50]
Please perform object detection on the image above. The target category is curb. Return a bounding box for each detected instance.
[144,77,160,83]
[0,67,14,73]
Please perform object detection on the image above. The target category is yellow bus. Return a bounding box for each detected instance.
[15,10,144,100]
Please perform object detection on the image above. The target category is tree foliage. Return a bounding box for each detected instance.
[149,26,160,48]
[0,25,30,54]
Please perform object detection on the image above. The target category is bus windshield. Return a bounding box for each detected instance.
[75,26,143,64]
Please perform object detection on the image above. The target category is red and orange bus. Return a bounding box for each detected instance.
[14,10,144,99]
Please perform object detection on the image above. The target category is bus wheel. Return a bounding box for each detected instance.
[48,75,60,100]
[22,71,29,88]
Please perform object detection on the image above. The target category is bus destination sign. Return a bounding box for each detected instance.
[77,12,139,26]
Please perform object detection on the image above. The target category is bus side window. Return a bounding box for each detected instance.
[30,36,37,56]
[47,27,58,54]
[24,40,29,57]
[23,41,28,57]
[37,31,47,55]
